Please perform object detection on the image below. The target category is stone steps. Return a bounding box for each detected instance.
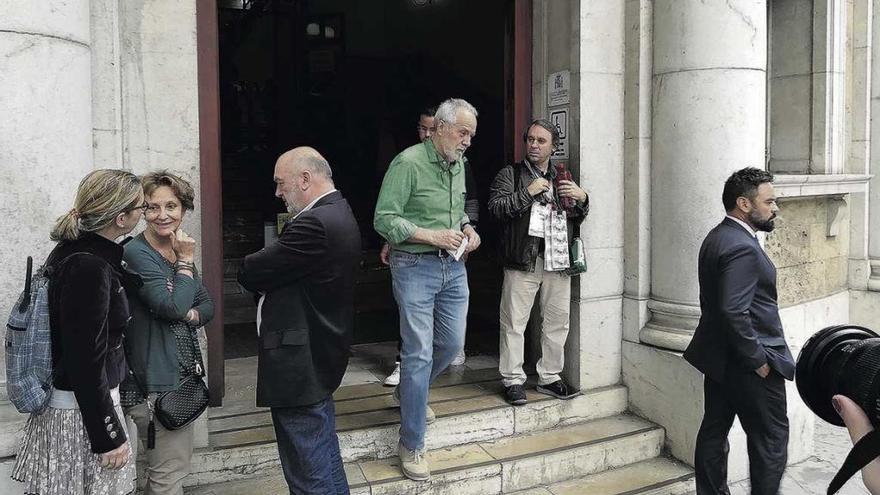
[187,379,628,486]
[186,414,674,494]
[511,457,695,494]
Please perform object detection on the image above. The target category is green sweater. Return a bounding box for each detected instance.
[373,139,470,253]
[122,233,214,391]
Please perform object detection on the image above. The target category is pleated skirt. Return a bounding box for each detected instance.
[11,404,135,495]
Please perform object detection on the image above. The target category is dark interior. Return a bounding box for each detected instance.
[218,0,508,358]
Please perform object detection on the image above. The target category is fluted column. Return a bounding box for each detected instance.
[640,0,767,350]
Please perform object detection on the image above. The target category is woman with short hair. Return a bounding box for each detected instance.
[121,170,213,495]
[13,169,146,494]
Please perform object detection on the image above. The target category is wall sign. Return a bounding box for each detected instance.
[550,108,568,158]
[547,70,570,106]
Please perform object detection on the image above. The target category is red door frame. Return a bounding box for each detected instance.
[506,0,533,165]
[195,0,531,406]
[196,0,224,406]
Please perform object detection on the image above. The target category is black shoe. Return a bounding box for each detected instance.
[536,379,582,400]
[504,384,528,405]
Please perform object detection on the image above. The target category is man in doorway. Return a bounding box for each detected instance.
[238,147,361,494]
[487,119,589,406]
[381,106,480,386]
[374,98,481,481]
[684,167,794,495]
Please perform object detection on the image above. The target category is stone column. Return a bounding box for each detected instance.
[639,0,767,351]
[0,2,93,394]
[570,0,626,390]
[0,1,93,487]
[869,0,880,290]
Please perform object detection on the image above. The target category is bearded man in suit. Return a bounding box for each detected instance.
[684,167,795,495]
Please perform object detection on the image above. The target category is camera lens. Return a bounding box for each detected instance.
[796,325,880,427]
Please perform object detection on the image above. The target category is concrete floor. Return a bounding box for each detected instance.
[724,414,867,494]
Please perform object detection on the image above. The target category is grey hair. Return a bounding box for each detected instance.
[299,154,333,179]
[434,98,478,125]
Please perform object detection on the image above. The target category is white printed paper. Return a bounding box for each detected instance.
[529,203,551,238]
[544,211,570,272]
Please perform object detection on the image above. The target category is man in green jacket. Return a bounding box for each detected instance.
[373,98,481,481]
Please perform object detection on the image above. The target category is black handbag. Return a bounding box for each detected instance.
[124,320,210,447]
[154,373,209,430]
[152,320,210,431]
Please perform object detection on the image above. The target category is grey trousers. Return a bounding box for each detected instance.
[498,260,572,387]
[126,397,195,495]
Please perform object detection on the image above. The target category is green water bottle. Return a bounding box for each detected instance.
[567,237,587,275]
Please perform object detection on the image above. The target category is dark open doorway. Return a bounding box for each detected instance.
[200,0,531,404]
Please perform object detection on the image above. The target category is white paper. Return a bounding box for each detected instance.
[529,202,550,238]
[544,211,570,272]
[447,236,468,261]
[256,293,265,336]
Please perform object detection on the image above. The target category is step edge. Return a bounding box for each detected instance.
[362,425,664,487]
[187,415,659,489]
[203,398,635,454]
[208,389,504,434]
[208,382,626,421]
[625,472,696,495]
[207,384,627,436]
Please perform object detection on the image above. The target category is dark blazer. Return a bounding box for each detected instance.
[684,217,795,382]
[47,232,142,453]
[238,191,361,408]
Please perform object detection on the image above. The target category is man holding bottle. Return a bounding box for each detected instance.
[487,119,589,406]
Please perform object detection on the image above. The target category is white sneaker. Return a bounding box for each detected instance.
[384,362,401,386]
[398,442,430,481]
[450,349,466,366]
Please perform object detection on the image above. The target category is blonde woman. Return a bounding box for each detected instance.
[121,170,213,495]
[13,169,146,494]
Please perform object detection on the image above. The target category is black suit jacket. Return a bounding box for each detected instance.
[684,217,795,382]
[238,191,362,407]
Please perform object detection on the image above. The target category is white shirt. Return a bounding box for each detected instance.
[256,189,338,335]
[292,188,337,220]
[725,215,757,238]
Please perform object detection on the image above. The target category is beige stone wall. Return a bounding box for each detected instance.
[765,198,849,306]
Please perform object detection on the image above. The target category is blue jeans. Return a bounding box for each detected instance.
[271,397,349,495]
[390,250,469,451]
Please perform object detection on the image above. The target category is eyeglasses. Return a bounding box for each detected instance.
[126,202,150,214]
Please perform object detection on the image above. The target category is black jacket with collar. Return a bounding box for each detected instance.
[238,191,362,407]
[47,231,141,453]
[684,217,795,382]
[487,160,589,272]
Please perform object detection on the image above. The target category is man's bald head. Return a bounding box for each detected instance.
[276,146,333,179]
[274,147,335,214]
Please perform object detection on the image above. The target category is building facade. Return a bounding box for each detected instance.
[1,0,879,491]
